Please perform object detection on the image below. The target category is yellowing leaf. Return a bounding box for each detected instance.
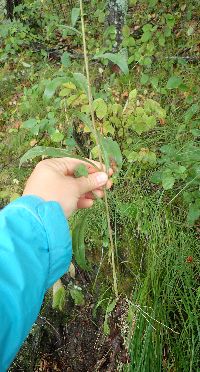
[59,88,71,97]
[69,263,75,279]
[93,98,107,120]
[52,280,66,311]
[62,82,76,90]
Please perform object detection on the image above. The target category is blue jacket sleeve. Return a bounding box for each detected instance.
[0,195,72,370]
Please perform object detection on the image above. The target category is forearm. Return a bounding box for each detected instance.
[0,196,72,369]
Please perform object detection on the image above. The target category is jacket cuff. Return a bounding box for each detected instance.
[8,195,72,288]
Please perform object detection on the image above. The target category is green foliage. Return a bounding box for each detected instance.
[72,215,89,270]
[93,98,108,119]
[166,76,183,89]
[151,142,200,224]
[52,284,66,311]
[74,163,89,178]
[69,284,85,306]
[100,135,123,172]
[71,7,80,27]
[61,52,71,68]
[103,298,117,335]
[20,146,98,169]
[94,52,129,74]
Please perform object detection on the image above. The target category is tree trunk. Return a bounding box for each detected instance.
[106,0,128,51]
[6,0,22,20]
[6,0,14,20]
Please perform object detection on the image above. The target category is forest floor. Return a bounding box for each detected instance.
[1,0,200,371]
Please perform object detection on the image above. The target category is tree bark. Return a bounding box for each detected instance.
[6,0,22,20]
[106,0,128,51]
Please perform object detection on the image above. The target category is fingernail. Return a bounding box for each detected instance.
[96,172,108,186]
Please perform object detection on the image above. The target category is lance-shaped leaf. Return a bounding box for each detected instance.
[19,146,100,169]
[71,7,80,27]
[99,136,123,173]
[93,52,129,75]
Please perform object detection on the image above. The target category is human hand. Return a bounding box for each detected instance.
[23,158,113,218]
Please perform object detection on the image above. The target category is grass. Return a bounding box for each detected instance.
[127,200,199,371]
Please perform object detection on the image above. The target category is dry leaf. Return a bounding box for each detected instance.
[69,262,76,279]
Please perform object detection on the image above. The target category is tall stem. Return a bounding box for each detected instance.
[80,0,103,167]
[80,0,118,298]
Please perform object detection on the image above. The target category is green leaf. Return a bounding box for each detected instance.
[73,72,88,95]
[22,118,38,129]
[127,151,139,162]
[140,73,149,85]
[69,285,85,306]
[187,204,200,226]
[43,77,66,99]
[158,33,165,46]
[166,76,183,89]
[61,51,71,68]
[106,298,117,314]
[151,171,162,184]
[75,111,94,134]
[144,99,166,119]
[165,14,175,29]
[142,57,152,66]
[93,98,107,119]
[94,52,129,75]
[50,131,64,143]
[59,88,71,97]
[123,89,137,115]
[184,103,199,123]
[141,30,152,42]
[162,172,175,190]
[72,215,89,270]
[59,24,81,36]
[71,7,80,27]
[74,164,89,178]
[103,299,117,335]
[122,25,130,38]
[20,146,100,169]
[52,282,66,311]
[131,112,156,134]
[100,136,123,172]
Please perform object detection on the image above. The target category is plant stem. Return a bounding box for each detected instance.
[104,191,118,297]
[79,0,103,167]
[79,0,118,297]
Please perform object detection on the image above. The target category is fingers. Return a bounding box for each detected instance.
[86,160,113,177]
[85,190,104,200]
[75,172,108,194]
[42,157,113,177]
[77,198,94,209]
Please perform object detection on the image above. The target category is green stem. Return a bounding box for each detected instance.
[79,0,118,298]
[79,0,103,167]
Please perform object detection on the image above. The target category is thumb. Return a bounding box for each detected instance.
[76,172,108,195]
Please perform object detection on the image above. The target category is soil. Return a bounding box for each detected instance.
[9,270,130,372]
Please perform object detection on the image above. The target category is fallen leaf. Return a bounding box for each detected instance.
[69,262,76,279]
[186,256,193,263]
[159,118,166,126]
